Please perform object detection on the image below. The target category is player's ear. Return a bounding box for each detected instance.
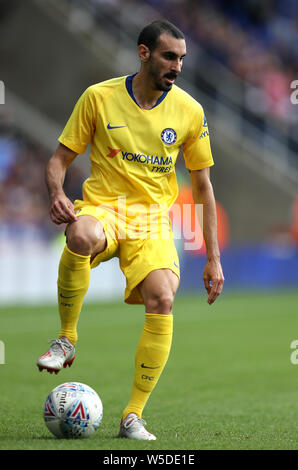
[138,44,151,63]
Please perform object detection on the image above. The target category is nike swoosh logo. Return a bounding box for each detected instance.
[141,363,160,369]
[59,293,78,299]
[107,123,127,129]
[174,262,179,269]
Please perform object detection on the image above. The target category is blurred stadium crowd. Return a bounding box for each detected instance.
[151,0,298,123]
[1,0,298,241]
[67,0,298,124]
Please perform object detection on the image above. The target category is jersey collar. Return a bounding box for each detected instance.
[125,73,168,109]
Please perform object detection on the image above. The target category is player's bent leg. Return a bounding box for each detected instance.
[66,215,107,257]
[138,268,179,314]
[37,215,107,374]
[59,215,107,345]
[120,269,178,439]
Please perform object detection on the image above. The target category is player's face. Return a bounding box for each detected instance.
[148,33,187,92]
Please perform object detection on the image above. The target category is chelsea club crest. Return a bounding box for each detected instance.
[161,128,177,145]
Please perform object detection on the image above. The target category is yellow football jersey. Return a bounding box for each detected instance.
[58,74,214,214]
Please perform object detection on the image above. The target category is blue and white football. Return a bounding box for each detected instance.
[43,382,103,438]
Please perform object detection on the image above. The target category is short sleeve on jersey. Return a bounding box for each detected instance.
[182,104,214,171]
[58,87,97,154]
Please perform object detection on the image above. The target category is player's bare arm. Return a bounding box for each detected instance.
[45,143,78,225]
[190,168,224,305]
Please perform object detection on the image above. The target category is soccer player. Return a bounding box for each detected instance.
[37,20,224,440]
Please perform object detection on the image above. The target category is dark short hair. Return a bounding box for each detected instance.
[137,20,185,52]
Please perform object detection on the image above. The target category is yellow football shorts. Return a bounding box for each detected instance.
[73,201,180,304]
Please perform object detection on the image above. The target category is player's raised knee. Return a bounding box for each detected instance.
[67,232,93,255]
[145,291,174,314]
[66,223,95,255]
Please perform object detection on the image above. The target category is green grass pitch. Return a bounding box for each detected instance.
[0,289,297,450]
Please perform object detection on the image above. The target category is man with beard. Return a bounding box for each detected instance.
[37,20,224,440]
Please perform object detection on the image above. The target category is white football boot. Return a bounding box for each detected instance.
[118,413,156,440]
[37,337,75,374]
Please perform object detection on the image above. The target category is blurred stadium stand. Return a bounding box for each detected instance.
[0,0,298,303]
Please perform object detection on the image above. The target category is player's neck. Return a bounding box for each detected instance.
[132,72,164,110]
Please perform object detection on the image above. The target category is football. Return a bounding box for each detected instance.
[43,382,103,438]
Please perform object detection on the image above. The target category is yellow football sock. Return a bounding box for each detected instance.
[57,245,91,345]
[122,312,173,420]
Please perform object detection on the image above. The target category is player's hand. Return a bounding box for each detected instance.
[49,192,77,225]
[203,258,224,305]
